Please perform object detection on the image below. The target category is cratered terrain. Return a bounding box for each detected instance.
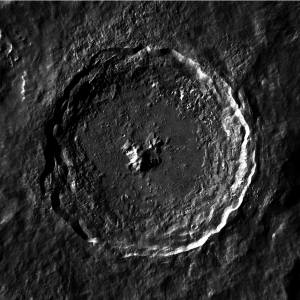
[0,2,300,300]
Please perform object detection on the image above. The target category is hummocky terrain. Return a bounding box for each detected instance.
[0,2,300,299]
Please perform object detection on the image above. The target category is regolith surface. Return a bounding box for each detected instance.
[0,2,300,299]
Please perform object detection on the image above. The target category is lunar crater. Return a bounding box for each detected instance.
[41,46,256,257]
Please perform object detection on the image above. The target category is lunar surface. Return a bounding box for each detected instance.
[57,47,256,256]
[1,2,300,300]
